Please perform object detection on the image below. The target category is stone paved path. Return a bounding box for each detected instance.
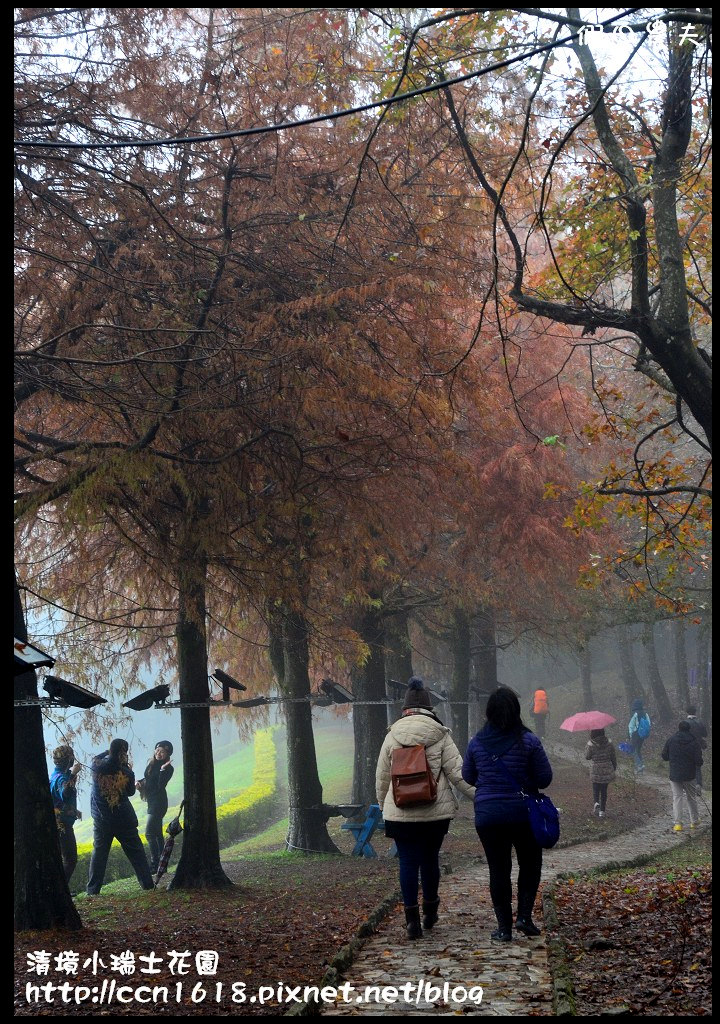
[322,743,711,1016]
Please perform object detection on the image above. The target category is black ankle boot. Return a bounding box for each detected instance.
[516,917,541,936]
[422,898,440,929]
[492,905,513,942]
[516,894,541,936]
[404,905,422,940]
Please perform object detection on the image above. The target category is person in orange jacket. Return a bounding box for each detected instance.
[530,688,549,738]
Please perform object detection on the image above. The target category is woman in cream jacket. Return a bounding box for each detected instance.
[376,677,475,939]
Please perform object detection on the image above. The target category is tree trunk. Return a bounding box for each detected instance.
[170,562,232,889]
[471,607,497,737]
[695,617,711,731]
[578,636,594,709]
[14,571,82,930]
[640,622,674,725]
[617,623,644,707]
[350,606,388,809]
[672,619,690,710]
[282,608,339,854]
[383,609,413,725]
[449,608,470,752]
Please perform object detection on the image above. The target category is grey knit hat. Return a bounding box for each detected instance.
[403,676,433,711]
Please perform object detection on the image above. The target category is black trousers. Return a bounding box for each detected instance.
[384,819,450,907]
[58,823,77,883]
[592,782,609,811]
[476,821,543,928]
[87,818,154,894]
[532,713,547,738]
[145,810,165,871]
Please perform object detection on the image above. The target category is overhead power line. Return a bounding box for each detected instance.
[14,10,640,152]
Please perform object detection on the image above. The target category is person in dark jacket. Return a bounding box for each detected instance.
[87,738,155,894]
[585,729,617,818]
[685,707,708,791]
[137,740,175,873]
[463,685,553,942]
[661,721,703,832]
[49,745,82,883]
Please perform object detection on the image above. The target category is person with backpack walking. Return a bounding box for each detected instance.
[685,707,708,792]
[585,728,617,818]
[628,699,651,773]
[530,688,549,738]
[136,740,175,874]
[661,721,703,832]
[87,738,155,895]
[375,677,475,940]
[463,685,553,942]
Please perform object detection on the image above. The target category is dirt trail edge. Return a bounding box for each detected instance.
[305,741,711,1017]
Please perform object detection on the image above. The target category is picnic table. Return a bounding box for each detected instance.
[340,803,397,858]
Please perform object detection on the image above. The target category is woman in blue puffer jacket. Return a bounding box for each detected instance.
[462,686,553,942]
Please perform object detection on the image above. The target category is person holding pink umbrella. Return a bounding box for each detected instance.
[585,729,617,818]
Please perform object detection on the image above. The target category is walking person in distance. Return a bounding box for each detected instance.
[585,728,617,818]
[530,688,549,739]
[628,698,651,773]
[661,721,703,833]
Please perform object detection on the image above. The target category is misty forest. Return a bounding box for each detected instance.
[14,8,710,1018]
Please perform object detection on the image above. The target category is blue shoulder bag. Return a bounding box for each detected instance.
[482,741,560,849]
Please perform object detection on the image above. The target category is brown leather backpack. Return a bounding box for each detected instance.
[391,743,439,807]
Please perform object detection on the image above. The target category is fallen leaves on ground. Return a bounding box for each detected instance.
[554,863,712,1016]
[13,761,676,1016]
[14,857,398,1016]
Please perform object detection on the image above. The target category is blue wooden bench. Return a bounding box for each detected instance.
[341,803,397,858]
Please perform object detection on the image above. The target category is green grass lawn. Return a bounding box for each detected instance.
[223,717,356,859]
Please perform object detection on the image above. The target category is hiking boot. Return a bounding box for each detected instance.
[673,824,683,832]
[422,898,440,930]
[516,917,542,936]
[492,904,513,942]
[598,810,605,818]
[404,905,422,940]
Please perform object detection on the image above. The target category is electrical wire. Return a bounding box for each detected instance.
[14,11,640,152]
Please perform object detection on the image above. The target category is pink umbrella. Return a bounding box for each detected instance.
[560,711,617,732]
